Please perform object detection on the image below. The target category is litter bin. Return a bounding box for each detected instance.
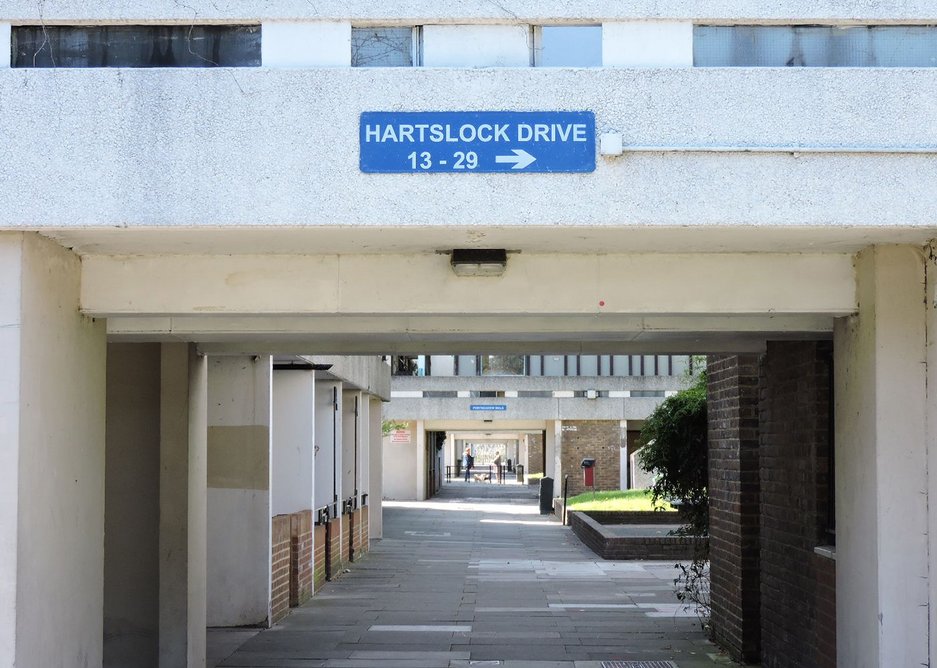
[539,476,554,515]
[516,464,525,484]
[581,458,596,487]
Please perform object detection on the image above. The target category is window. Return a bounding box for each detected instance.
[579,355,598,376]
[528,355,543,376]
[543,356,564,377]
[428,355,455,376]
[695,25,937,68]
[456,355,477,376]
[481,355,525,376]
[351,26,419,66]
[12,25,261,68]
[535,25,602,66]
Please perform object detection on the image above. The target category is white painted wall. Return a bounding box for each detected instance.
[382,421,419,500]
[261,22,351,67]
[0,233,107,667]
[368,396,384,538]
[423,24,531,66]
[358,394,371,504]
[206,356,272,628]
[104,343,161,667]
[315,381,342,510]
[416,422,427,500]
[546,420,558,480]
[602,21,693,67]
[834,246,929,668]
[159,344,207,668]
[272,370,315,515]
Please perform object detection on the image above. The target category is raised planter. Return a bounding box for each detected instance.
[568,510,707,561]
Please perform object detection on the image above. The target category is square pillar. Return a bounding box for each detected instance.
[0,233,106,667]
[104,343,161,667]
[207,355,272,627]
[835,245,929,668]
[159,343,208,668]
[368,396,384,540]
[707,354,761,663]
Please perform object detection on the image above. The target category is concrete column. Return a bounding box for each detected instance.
[416,420,427,500]
[207,356,272,627]
[619,420,629,490]
[315,380,342,511]
[546,420,559,481]
[159,343,208,668]
[0,233,106,667]
[104,343,161,667]
[368,396,384,539]
[342,390,361,502]
[834,245,929,668]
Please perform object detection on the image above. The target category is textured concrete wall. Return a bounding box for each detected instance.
[3,69,937,230]
[3,1,937,21]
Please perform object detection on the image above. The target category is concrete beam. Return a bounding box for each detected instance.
[83,253,855,317]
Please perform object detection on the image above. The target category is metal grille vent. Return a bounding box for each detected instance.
[601,662,678,668]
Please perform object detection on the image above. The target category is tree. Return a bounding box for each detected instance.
[637,371,708,537]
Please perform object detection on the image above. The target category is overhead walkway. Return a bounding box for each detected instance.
[211,484,728,667]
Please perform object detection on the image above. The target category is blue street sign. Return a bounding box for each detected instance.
[470,405,507,411]
[360,111,595,174]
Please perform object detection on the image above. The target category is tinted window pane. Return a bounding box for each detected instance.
[429,355,454,376]
[543,356,564,376]
[352,27,414,67]
[457,355,477,376]
[599,355,612,376]
[566,355,579,376]
[695,25,937,67]
[671,355,690,376]
[529,355,542,376]
[12,25,260,68]
[657,355,671,376]
[643,355,656,376]
[579,355,598,376]
[537,25,602,66]
[613,355,630,375]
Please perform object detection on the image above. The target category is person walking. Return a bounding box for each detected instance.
[493,451,503,483]
[462,447,474,482]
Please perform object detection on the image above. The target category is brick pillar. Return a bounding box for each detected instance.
[708,354,761,663]
[358,506,369,556]
[328,517,343,578]
[759,341,834,668]
[270,515,291,624]
[313,524,327,591]
[558,420,622,496]
[289,510,313,607]
[527,433,544,475]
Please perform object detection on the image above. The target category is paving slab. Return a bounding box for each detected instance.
[211,482,736,668]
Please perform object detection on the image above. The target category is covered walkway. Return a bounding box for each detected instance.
[211,484,724,667]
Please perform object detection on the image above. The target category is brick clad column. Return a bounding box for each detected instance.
[708,354,761,663]
[289,511,313,607]
[270,515,291,624]
[313,524,327,591]
[558,420,622,496]
[760,341,833,668]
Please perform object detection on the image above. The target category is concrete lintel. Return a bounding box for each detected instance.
[83,253,855,317]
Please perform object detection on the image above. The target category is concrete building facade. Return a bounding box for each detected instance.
[1,2,937,667]
[382,354,693,499]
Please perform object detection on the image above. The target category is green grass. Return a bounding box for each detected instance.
[565,489,675,512]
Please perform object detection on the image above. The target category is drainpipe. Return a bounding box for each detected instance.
[332,386,338,512]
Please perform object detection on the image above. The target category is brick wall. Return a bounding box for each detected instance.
[759,341,833,668]
[527,433,544,475]
[289,510,313,607]
[313,524,327,591]
[328,517,343,578]
[708,354,761,663]
[351,508,364,559]
[559,420,621,496]
[341,513,351,564]
[270,514,291,624]
[813,553,836,668]
[359,506,369,556]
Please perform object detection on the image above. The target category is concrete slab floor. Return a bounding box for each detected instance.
[210,481,739,668]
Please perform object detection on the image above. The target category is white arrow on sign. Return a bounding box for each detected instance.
[495,149,537,170]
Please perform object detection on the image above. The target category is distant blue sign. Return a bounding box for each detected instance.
[360,111,595,173]
[470,404,507,411]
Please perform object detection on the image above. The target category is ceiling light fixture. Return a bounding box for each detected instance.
[450,248,508,277]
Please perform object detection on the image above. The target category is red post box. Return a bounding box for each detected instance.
[581,458,596,487]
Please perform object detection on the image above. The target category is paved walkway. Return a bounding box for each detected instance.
[211,481,730,668]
